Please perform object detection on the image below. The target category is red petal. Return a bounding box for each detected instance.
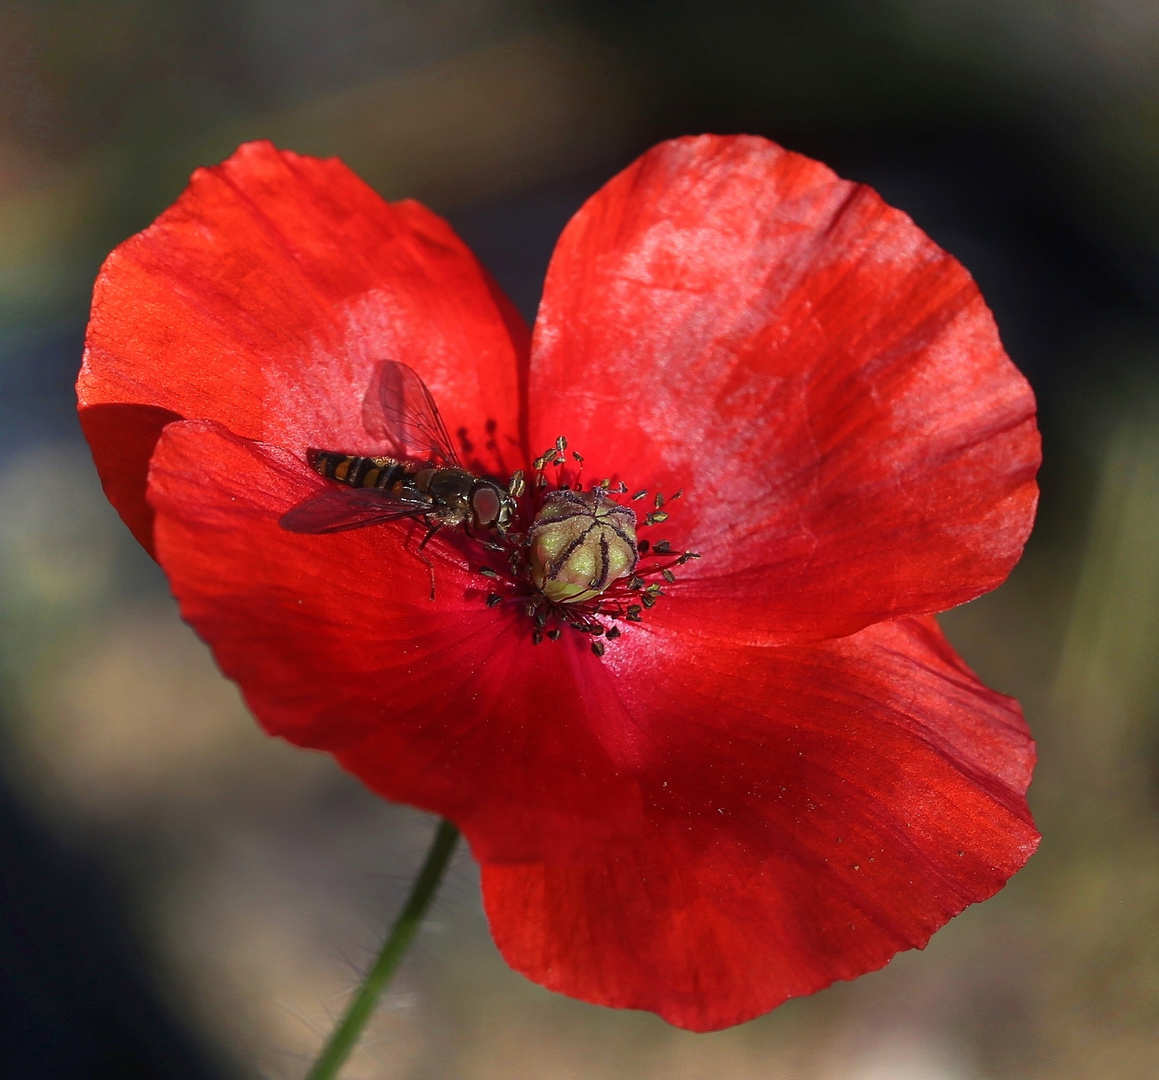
[482,616,1038,1031]
[79,141,528,555]
[145,419,645,863]
[529,135,1039,643]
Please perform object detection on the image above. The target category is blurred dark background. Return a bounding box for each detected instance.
[1,2,1157,1077]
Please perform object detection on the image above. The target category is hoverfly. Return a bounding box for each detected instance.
[280,361,523,549]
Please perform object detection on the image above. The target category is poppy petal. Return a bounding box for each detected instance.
[482,615,1038,1031]
[79,141,528,554]
[145,419,645,863]
[529,135,1039,644]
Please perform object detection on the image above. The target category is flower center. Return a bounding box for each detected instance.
[476,437,699,654]
[529,489,638,603]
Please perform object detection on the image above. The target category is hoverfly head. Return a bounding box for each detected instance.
[470,481,517,533]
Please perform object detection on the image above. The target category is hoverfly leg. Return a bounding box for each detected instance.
[415,521,442,600]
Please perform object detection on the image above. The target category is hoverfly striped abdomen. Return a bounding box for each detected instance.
[310,451,407,493]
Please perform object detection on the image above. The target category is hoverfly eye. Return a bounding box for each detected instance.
[471,485,502,528]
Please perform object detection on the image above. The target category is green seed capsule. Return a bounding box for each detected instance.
[529,489,638,604]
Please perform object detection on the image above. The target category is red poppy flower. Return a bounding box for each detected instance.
[77,136,1040,1032]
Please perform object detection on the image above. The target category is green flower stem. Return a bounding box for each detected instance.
[305,818,460,1080]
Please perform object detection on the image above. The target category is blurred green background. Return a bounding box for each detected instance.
[1,1,1158,1077]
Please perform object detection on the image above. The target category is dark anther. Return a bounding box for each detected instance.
[678,551,701,563]
[572,450,584,463]
[627,576,644,590]
[644,510,669,526]
[662,568,677,583]
[632,489,648,501]
[654,540,672,555]
[641,593,657,609]
[486,593,503,608]
[591,640,606,657]
[535,609,548,629]
[654,492,665,509]
[671,489,683,500]
[599,478,611,489]
[605,626,621,640]
[479,567,499,579]
[533,629,543,645]
[626,605,642,621]
[556,435,568,452]
[638,539,651,554]
[547,628,562,641]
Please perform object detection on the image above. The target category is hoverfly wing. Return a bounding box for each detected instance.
[362,360,460,466]
[280,487,427,534]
